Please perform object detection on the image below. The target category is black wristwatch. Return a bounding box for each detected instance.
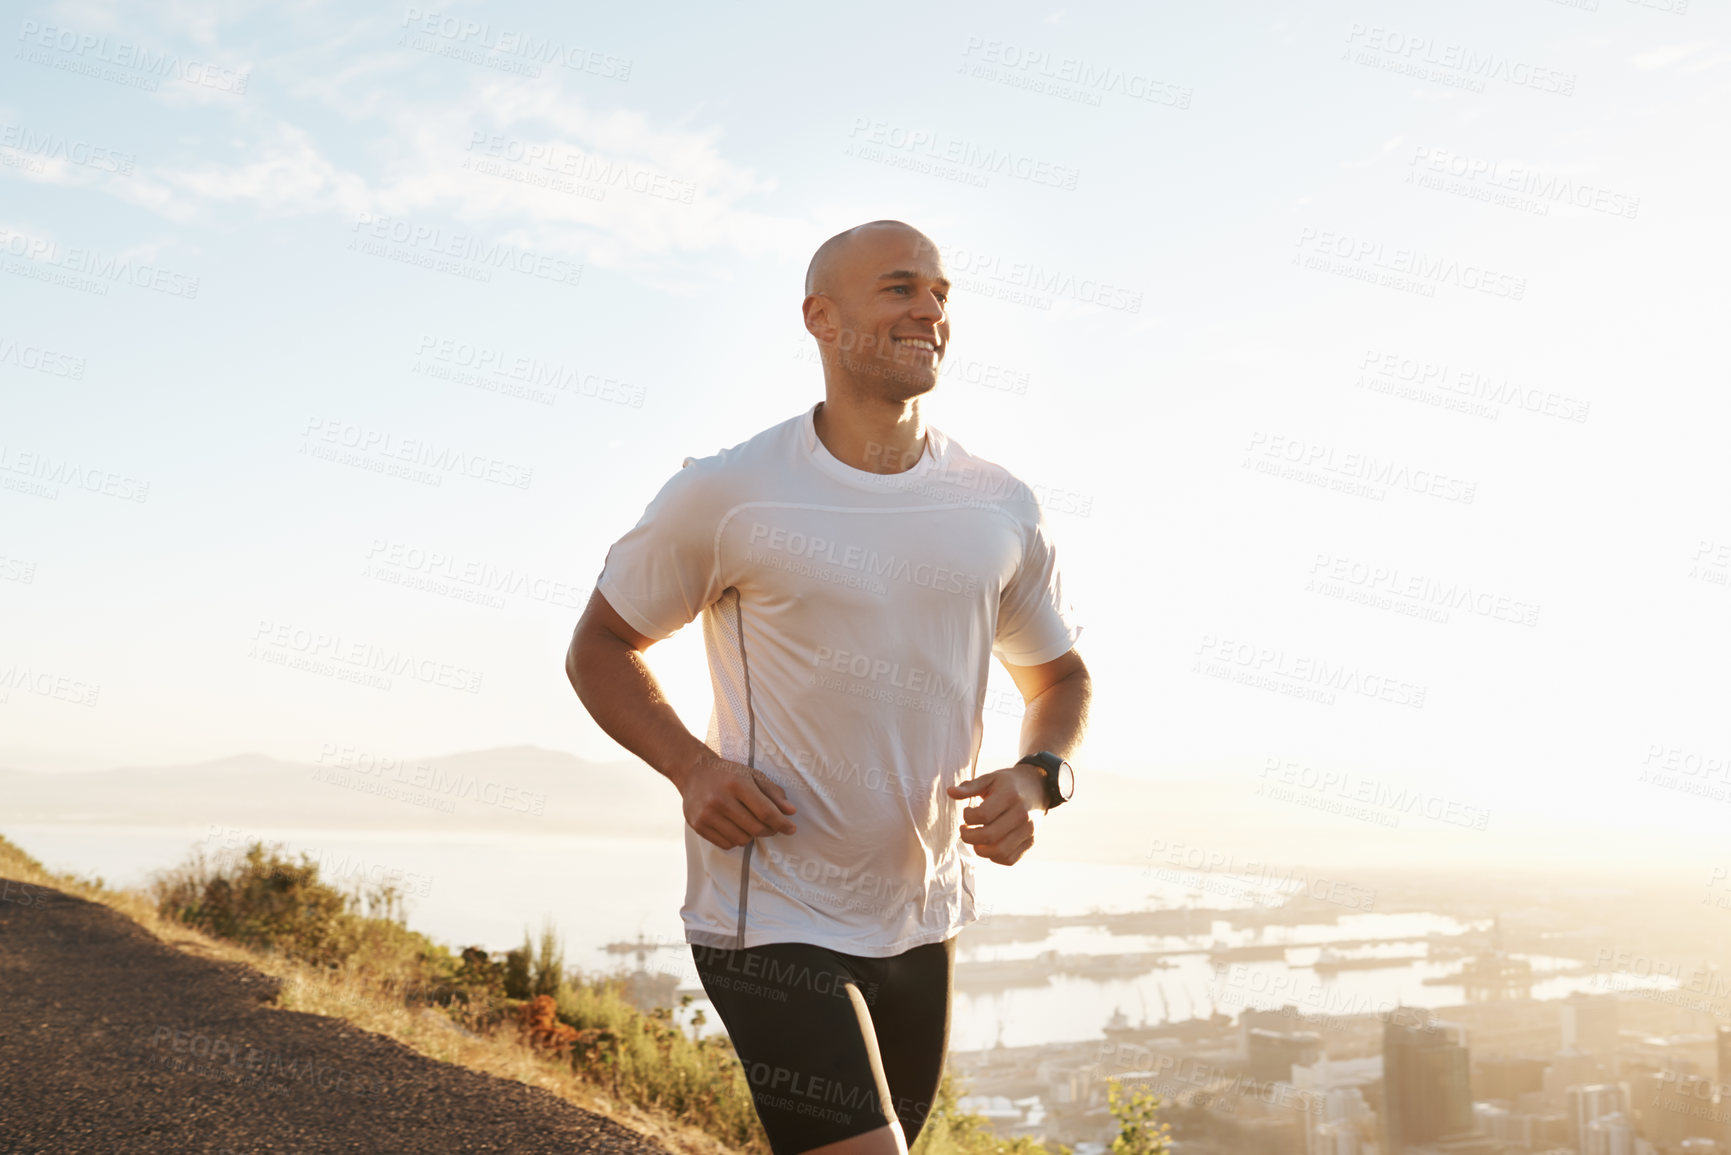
[1016,751,1074,811]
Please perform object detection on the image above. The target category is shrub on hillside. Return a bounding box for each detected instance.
[911,1070,1060,1155]
[556,976,763,1147]
[149,839,510,1014]
[149,840,357,967]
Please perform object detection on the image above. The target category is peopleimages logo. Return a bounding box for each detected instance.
[1357,347,1591,423]
[1258,758,1490,830]
[413,335,644,407]
[936,243,1143,313]
[0,334,86,378]
[1294,227,1526,301]
[15,20,251,94]
[301,418,533,490]
[398,8,631,79]
[1194,633,1429,709]
[347,213,583,287]
[809,646,973,701]
[0,227,200,299]
[0,123,135,174]
[958,37,1194,109]
[1243,431,1477,504]
[746,523,984,597]
[249,619,484,695]
[0,663,101,707]
[758,843,921,914]
[1307,552,1541,627]
[464,133,693,202]
[313,743,546,815]
[1407,146,1639,220]
[1141,839,1377,912]
[0,444,149,502]
[1343,23,1576,95]
[846,118,1081,191]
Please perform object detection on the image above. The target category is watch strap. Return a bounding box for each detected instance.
[1016,752,1070,810]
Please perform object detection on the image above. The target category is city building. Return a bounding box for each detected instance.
[1568,1083,1631,1150]
[1550,1049,1614,1101]
[1639,1070,1722,1151]
[1475,1055,1548,1104]
[1561,994,1621,1062]
[1305,1087,1376,1155]
[1310,1119,1363,1155]
[1247,1027,1324,1084]
[1293,1056,1384,1102]
[1383,1017,1474,1153]
[1581,1110,1637,1155]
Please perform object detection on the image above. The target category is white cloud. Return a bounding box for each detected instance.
[165,121,370,216]
[21,0,811,276]
[42,40,813,279]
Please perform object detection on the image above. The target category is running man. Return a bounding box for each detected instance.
[565,220,1091,1155]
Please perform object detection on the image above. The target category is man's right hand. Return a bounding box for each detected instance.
[677,752,797,850]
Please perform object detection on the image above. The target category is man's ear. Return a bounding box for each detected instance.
[802,293,837,344]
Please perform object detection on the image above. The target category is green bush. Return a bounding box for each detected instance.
[529,918,566,997]
[147,838,464,996]
[911,1070,1060,1155]
[149,840,357,968]
[1105,1081,1171,1155]
[556,976,766,1150]
[504,940,533,1000]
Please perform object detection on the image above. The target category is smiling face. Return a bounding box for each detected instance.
[803,222,951,403]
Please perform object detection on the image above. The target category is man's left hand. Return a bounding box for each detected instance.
[946,764,1046,866]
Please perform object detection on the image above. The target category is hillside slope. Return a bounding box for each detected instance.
[0,875,677,1155]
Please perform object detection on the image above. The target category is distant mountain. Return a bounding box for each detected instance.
[0,744,1290,868]
[0,747,1682,876]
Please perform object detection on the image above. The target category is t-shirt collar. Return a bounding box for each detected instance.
[802,401,943,490]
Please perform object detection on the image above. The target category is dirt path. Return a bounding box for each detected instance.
[0,876,674,1155]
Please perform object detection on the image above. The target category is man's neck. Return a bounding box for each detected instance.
[813,396,927,474]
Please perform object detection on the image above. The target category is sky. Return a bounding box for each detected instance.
[1,0,1727,871]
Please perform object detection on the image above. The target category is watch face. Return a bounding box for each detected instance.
[1058,760,1075,799]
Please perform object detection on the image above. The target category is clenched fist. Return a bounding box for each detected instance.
[678,753,797,850]
[946,763,1046,866]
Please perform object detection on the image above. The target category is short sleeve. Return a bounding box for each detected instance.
[595,457,728,641]
[992,505,1083,667]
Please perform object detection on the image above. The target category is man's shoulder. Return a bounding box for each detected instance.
[650,409,806,512]
[678,409,805,475]
[925,429,1041,517]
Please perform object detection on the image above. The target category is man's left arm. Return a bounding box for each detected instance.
[947,648,1091,865]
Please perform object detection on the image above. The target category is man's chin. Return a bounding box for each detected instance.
[881,374,938,403]
[839,355,940,398]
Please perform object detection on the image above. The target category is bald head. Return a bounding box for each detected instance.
[804,220,937,297]
[799,219,951,404]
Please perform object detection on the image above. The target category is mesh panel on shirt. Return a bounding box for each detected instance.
[699,587,757,949]
[699,587,754,767]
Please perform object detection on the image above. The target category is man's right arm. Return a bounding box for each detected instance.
[565,587,796,848]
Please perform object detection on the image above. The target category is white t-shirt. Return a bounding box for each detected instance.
[596,402,1082,957]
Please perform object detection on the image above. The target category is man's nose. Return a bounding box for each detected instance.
[908,291,945,322]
